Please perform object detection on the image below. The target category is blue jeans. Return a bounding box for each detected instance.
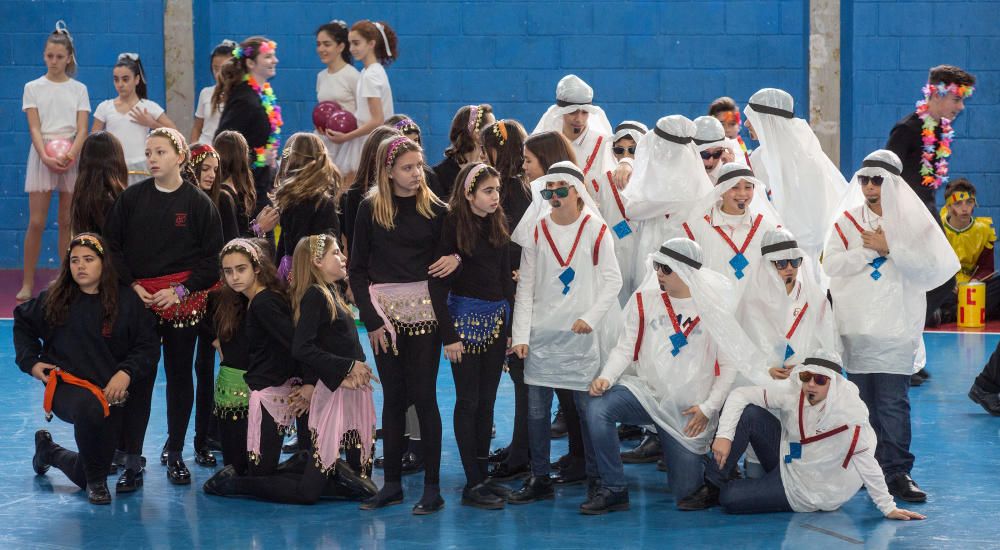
[713,405,793,514]
[526,384,597,478]
[849,372,913,478]
[578,386,710,504]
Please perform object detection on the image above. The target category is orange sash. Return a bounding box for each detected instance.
[43,368,110,420]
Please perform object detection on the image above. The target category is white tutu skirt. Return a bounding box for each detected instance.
[318,131,362,175]
[25,141,77,193]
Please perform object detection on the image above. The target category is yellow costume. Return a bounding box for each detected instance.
[940,207,996,284]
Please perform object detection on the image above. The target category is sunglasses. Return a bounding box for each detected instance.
[858,175,884,186]
[613,146,636,155]
[773,258,803,269]
[798,371,830,386]
[540,187,570,200]
[700,150,724,160]
[654,262,673,275]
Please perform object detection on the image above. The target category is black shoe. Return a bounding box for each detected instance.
[488,461,530,482]
[617,424,644,442]
[360,488,404,510]
[166,459,191,485]
[483,478,513,499]
[203,465,238,496]
[656,459,667,472]
[401,451,425,475]
[969,384,1000,415]
[329,460,378,500]
[488,446,509,464]
[508,475,554,504]
[462,483,505,510]
[580,487,630,515]
[160,443,169,465]
[412,494,445,515]
[621,434,662,464]
[677,483,720,511]
[116,468,144,494]
[587,477,602,500]
[916,368,930,379]
[550,453,573,472]
[550,467,586,485]
[87,480,112,505]
[910,373,924,387]
[194,447,217,467]
[550,408,568,439]
[275,450,310,474]
[888,474,927,503]
[32,430,52,476]
[281,436,300,454]
[373,456,385,469]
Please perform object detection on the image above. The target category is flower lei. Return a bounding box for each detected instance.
[915,82,974,189]
[244,73,283,169]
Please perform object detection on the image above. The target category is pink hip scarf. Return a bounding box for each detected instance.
[369,281,438,351]
[247,378,300,464]
[308,381,377,474]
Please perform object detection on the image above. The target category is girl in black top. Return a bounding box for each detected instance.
[433,104,494,198]
[192,143,239,242]
[70,132,127,235]
[429,164,515,509]
[349,136,457,514]
[204,234,378,503]
[104,127,224,488]
[214,130,276,238]
[340,125,400,250]
[15,233,159,504]
[214,36,283,218]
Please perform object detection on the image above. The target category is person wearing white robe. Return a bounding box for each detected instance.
[693,116,734,184]
[689,352,925,521]
[610,121,647,163]
[823,149,958,504]
[579,238,755,513]
[508,161,623,504]
[681,163,780,302]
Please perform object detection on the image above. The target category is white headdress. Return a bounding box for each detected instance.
[685,162,782,227]
[532,75,613,136]
[612,120,648,144]
[511,160,606,250]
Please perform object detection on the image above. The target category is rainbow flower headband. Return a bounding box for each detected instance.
[232,40,276,60]
[923,82,975,99]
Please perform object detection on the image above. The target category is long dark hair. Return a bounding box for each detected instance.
[114,53,148,99]
[71,132,126,235]
[44,233,119,329]
[316,20,352,64]
[450,164,508,256]
[211,36,273,112]
[214,238,284,342]
[525,131,577,171]
[190,143,222,208]
[351,126,401,196]
[444,104,493,162]
[481,119,528,197]
[214,130,257,215]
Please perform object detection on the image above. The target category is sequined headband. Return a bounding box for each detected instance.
[923,82,975,99]
[309,234,329,263]
[69,234,104,256]
[492,121,508,146]
[190,144,219,167]
[385,136,411,168]
[946,191,975,206]
[232,40,277,60]
[148,127,188,159]
[463,163,490,195]
[222,238,261,265]
[468,105,483,135]
[394,118,420,134]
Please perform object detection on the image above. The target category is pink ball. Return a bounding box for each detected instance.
[327,110,358,134]
[312,101,343,131]
[44,138,73,159]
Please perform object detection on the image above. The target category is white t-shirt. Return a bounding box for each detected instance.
[317,64,361,114]
[355,63,393,124]
[94,98,165,167]
[22,76,90,137]
[194,86,222,145]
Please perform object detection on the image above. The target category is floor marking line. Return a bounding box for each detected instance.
[800,524,864,545]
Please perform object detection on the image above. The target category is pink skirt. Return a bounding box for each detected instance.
[247,379,300,465]
[308,380,377,474]
[369,281,437,351]
[24,140,77,193]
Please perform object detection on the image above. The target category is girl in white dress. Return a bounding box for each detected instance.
[314,21,361,177]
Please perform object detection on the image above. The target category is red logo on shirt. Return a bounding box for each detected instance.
[175,213,187,227]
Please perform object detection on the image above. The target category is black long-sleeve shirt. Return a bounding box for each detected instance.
[886,112,939,205]
[244,289,297,391]
[292,285,365,390]
[276,196,339,260]
[348,194,447,331]
[104,179,224,291]
[218,301,251,372]
[216,82,276,217]
[218,188,240,243]
[341,167,441,251]
[14,288,160,387]
[502,177,533,272]
[429,214,514,345]
[432,156,461,200]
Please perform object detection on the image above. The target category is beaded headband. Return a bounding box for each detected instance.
[467,105,483,135]
[232,40,277,60]
[148,127,188,160]
[492,121,508,146]
[924,82,975,99]
[190,144,219,167]
[394,118,420,134]
[385,136,412,168]
[946,191,975,206]
[221,238,262,265]
[463,163,490,195]
[69,234,104,256]
[310,234,329,263]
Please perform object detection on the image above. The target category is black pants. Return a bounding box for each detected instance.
[48,384,123,488]
[160,324,199,453]
[937,276,1000,324]
[976,340,1000,393]
[555,388,585,465]
[231,451,367,504]
[194,317,217,449]
[372,330,442,485]
[249,406,285,476]
[119,363,156,457]
[218,414,249,474]
[504,355,530,467]
[451,336,505,486]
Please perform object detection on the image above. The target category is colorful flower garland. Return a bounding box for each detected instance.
[244,73,283,168]
[915,82,974,189]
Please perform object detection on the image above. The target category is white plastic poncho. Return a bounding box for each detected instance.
[823,150,959,375]
[716,351,896,515]
[621,115,712,295]
[739,228,839,380]
[511,161,623,391]
[532,74,613,137]
[612,120,648,145]
[598,238,762,453]
[744,88,849,260]
[693,116,728,184]
[681,163,781,299]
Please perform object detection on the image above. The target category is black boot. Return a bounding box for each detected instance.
[550,407,567,439]
[617,424,644,442]
[888,474,927,503]
[461,482,505,510]
[677,483,720,511]
[87,479,112,505]
[969,383,1000,415]
[508,475,554,504]
[621,434,662,464]
[32,430,52,476]
[580,487,630,515]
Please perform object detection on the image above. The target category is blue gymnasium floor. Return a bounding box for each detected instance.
[1,324,999,550]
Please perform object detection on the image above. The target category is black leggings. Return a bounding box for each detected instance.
[48,384,123,488]
[218,413,249,474]
[504,355,530,467]
[249,405,285,476]
[373,330,442,485]
[119,364,156,457]
[976,340,1000,393]
[451,335,505,486]
[160,324,199,453]
[555,388,585,463]
[193,318,217,449]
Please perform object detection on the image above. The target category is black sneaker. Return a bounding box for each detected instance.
[580,487,630,515]
[508,476,554,504]
[461,483,505,510]
[677,483,720,511]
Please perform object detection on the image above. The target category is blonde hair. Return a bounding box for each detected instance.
[366,136,445,230]
[272,132,341,211]
[290,234,347,324]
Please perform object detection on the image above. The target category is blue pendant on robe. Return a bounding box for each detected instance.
[784,441,802,463]
[729,252,749,280]
[869,256,887,281]
[784,343,795,361]
[612,220,633,239]
[669,331,688,357]
[558,267,575,295]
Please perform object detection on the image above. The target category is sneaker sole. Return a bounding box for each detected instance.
[359,498,404,511]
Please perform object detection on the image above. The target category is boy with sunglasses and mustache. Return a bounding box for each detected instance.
[694,116,735,184]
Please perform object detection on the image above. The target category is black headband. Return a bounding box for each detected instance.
[748,102,794,119]
[615,123,647,135]
[547,165,584,182]
[693,136,725,146]
[660,246,702,270]
[556,99,591,108]
[761,240,799,255]
[861,159,901,176]
[717,167,755,186]
[802,357,842,374]
[654,126,693,145]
